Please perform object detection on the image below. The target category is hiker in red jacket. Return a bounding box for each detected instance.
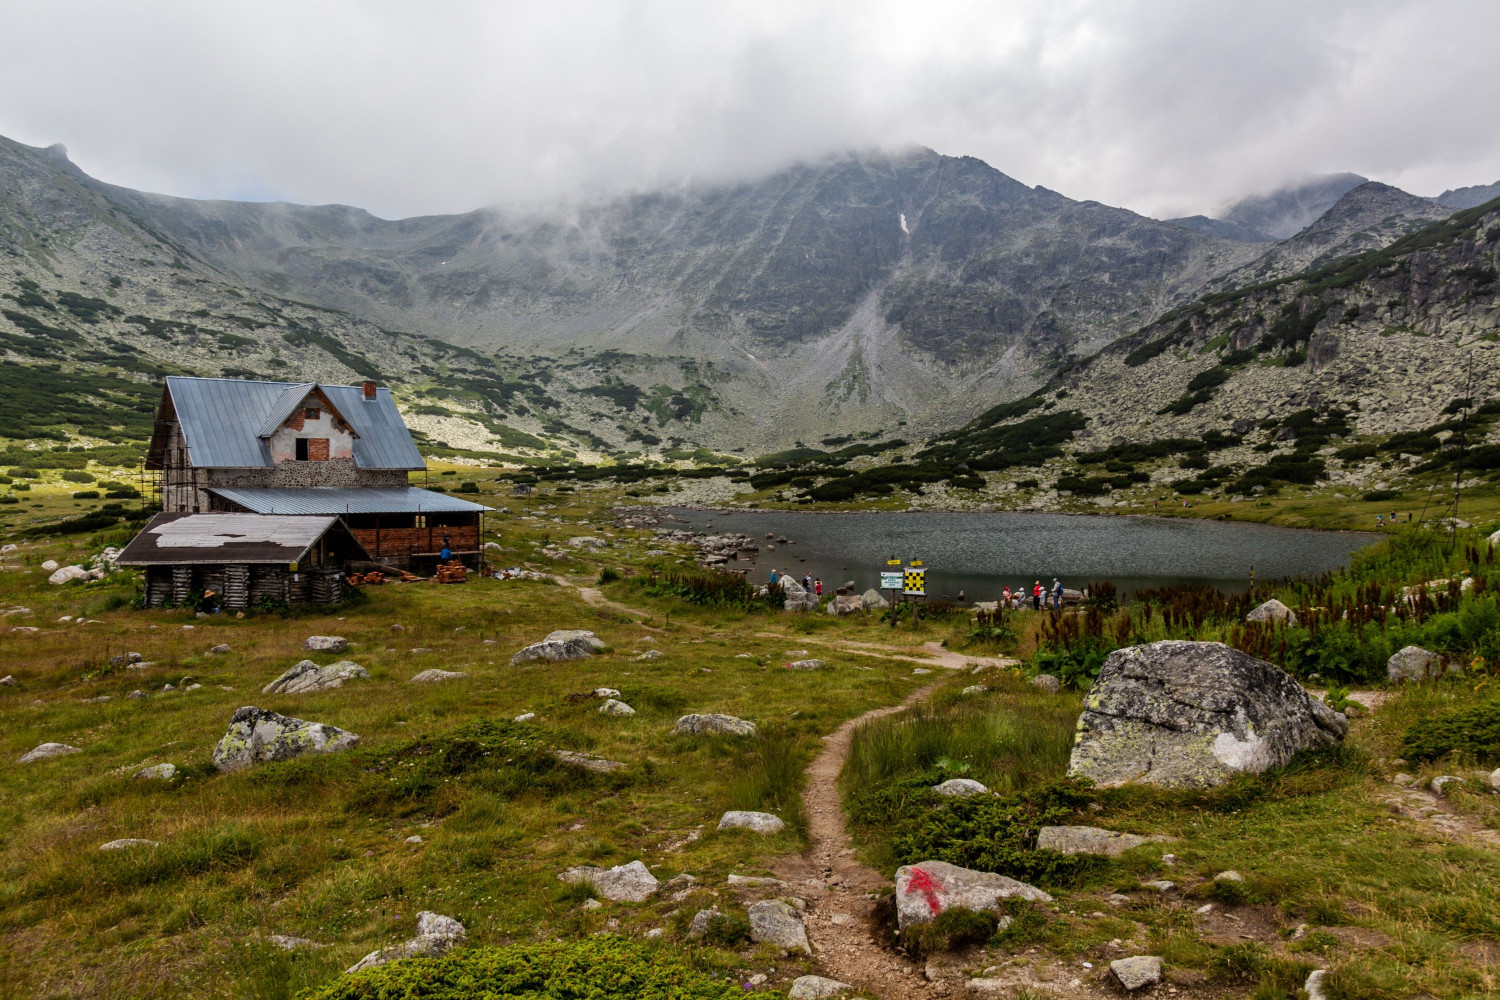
[1032,580,1043,611]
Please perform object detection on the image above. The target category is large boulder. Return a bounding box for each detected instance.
[893,860,1052,930]
[211,706,359,772]
[1037,825,1165,857]
[1387,645,1453,682]
[861,588,890,610]
[1111,956,1163,991]
[510,631,601,665]
[347,912,466,974]
[674,713,756,736]
[748,899,810,953]
[261,660,368,694]
[1245,598,1297,626]
[303,636,348,653]
[826,594,864,616]
[1068,641,1347,789]
[48,565,88,585]
[780,577,819,612]
[557,859,658,901]
[718,810,785,834]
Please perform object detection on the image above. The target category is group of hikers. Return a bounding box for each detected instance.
[1002,578,1066,610]
[767,567,822,596]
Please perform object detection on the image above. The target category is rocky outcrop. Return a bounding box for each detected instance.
[510,630,603,665]
[261,659,368,694]
[785,659,826,671]
[893,860,1052,930]
[598,699,636,716]
[1069,641,1347,788]
[17,742,81,763]
[780,577,819,612]
[410,669,466,683]
[826,594,863,616]
[211,706,359,772]
[1037,825,1167,857]
[674,713,756,736]
[1245,598,1298,625]
[347,912,466,974]
[557,860,658,901]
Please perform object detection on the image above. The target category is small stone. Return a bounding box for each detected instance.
[208,644,230,654]
[1030,674,1061,693]
[932,778,990,797]
[599,698,636,716]
[912,668,932,675]
[514,712,535,723]
[1107,893,1131,906]
[1141,880,1175,893]
[405,835,424,844]
[268,935,325,950]
[785,659,825,671]
[346,911,465,973]
[686,907,719,939]
[718,811,785,834]
[1161,853,1176,866]
[1110,956,1163,991]
[1245,599,1297,626]
[100,838,159,850]
[633,649,663,661]
[1430,775,1464,795]
[133,763,178,780]
[581,898,603,910]
[1306,969,1330,1000]
[748,899,810,953]
[593,687,622,699]
[1214,870,1244,882]
[789,975,853,1000]
[1196,903,1214,914]
[127,690,144,699]
[644,927,663,939]
[727,874,786,887]
[410,669,466,683]
[0,675,13,685]
[552,750,625,772]
[962,685,988,695]
[558,860,659,901]
[303,635,349,653]
[1392,772,1415,786]
[17,742,80,763]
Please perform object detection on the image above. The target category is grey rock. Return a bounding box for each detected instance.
[1489,767,1500,791]
[826,594,864,616]
[1245,598,1298,625]
[514,712,535,722]
[546,629,607,651]
[686,907,720,940]
[558,859,658,901]
[1030,674,1061,693]
[1214,870,1244,882]
[303,635,348,653]
[1110,955,1162,991]
[748,899,810,953]
[410,669,466,683]
[1306,969,1330,1000]
[598,698,636,716]
[17,742,80,763]
[727,874,786,887]
[127,690,145,699]
[593,687,622,699]
[932,778,990,797]
[1387,645,1449,682]
[132,763,178,780]
[100,838,159,850]
[208,643,230,654]
[552,750,625,772]
[718,811,786,834]
[211,706,359,772]
[347,911,466,973]
[1068,641,1347,789]
[861,588,891,610]
[786,659,826,671]
[510,631,601,665]
[1142,880,1176,893]
[789,976,853,1000]
[262,659,368,694]
[962,685,988,695]
[1036,825,1165,857]
[674,713,756,736]
[894,860,1052,930]
[1232,418,1257,435]
[1430,775,1464,795]
[0,674,13,685]
[633,649,663,660]
[780,577,819,612]
[268,934,325,950]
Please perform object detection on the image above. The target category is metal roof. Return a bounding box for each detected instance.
[116,512,370,565]
[208,486,489,515]
[165,376,424,470]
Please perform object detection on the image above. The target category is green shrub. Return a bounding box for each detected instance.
[72,490,100,499]
[62,470,94,483]
[1361,489,1401,502]
[700,911,751,947]
[597,567,621,584]
[1400,699,1500,764]
[299,939,751,1000]
[902,906,998,956]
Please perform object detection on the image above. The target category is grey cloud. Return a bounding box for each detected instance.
[0,0,1496,219]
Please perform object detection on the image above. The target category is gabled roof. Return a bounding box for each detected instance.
[209,486,489,515]
[255,383,359,439]
[116,512,372,565]
[156,376,424,470]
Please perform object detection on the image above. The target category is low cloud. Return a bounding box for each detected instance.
[1,0,1496,219]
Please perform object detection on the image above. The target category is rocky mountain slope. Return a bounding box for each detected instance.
[1167,173,1369,242]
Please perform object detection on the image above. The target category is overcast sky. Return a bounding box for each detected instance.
[2,0,1497,220]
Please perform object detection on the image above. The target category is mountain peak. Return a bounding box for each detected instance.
[1167,172,1369,243]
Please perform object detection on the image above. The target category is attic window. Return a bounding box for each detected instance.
[304,407,321,420]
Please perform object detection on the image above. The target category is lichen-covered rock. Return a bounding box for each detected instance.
[132,763,178,781]
[410,669,466,683]
[826,594,863,616]
[674,713,756,736]
[785,659,826,671]
[1037,825,1165,857]
[748,899,810,953]
[211,706,359,772]
[261,659,368,694]
[789,976,852,1000]
[346,911,465,973]
[48,565,88,585]
[1245,598,1298,625]
[17,742,80,763]
[894,860,1051,930]
[861,588,890,610]
[1387,645,1452,681]
[303,635,348,653]
[1110,955,1162,991]
[510,631,602,665]
[598,698,635,716]
[100,838,158,850]
[552,750,625,772]
[1068,641,1347,789]
[718,810,785,834]
[557,859,658,901]
[685,906,719,940]
[1030,674,1061,693]
[932,778,989,797]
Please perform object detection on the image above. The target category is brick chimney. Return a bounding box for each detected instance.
[362,380,378,401]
